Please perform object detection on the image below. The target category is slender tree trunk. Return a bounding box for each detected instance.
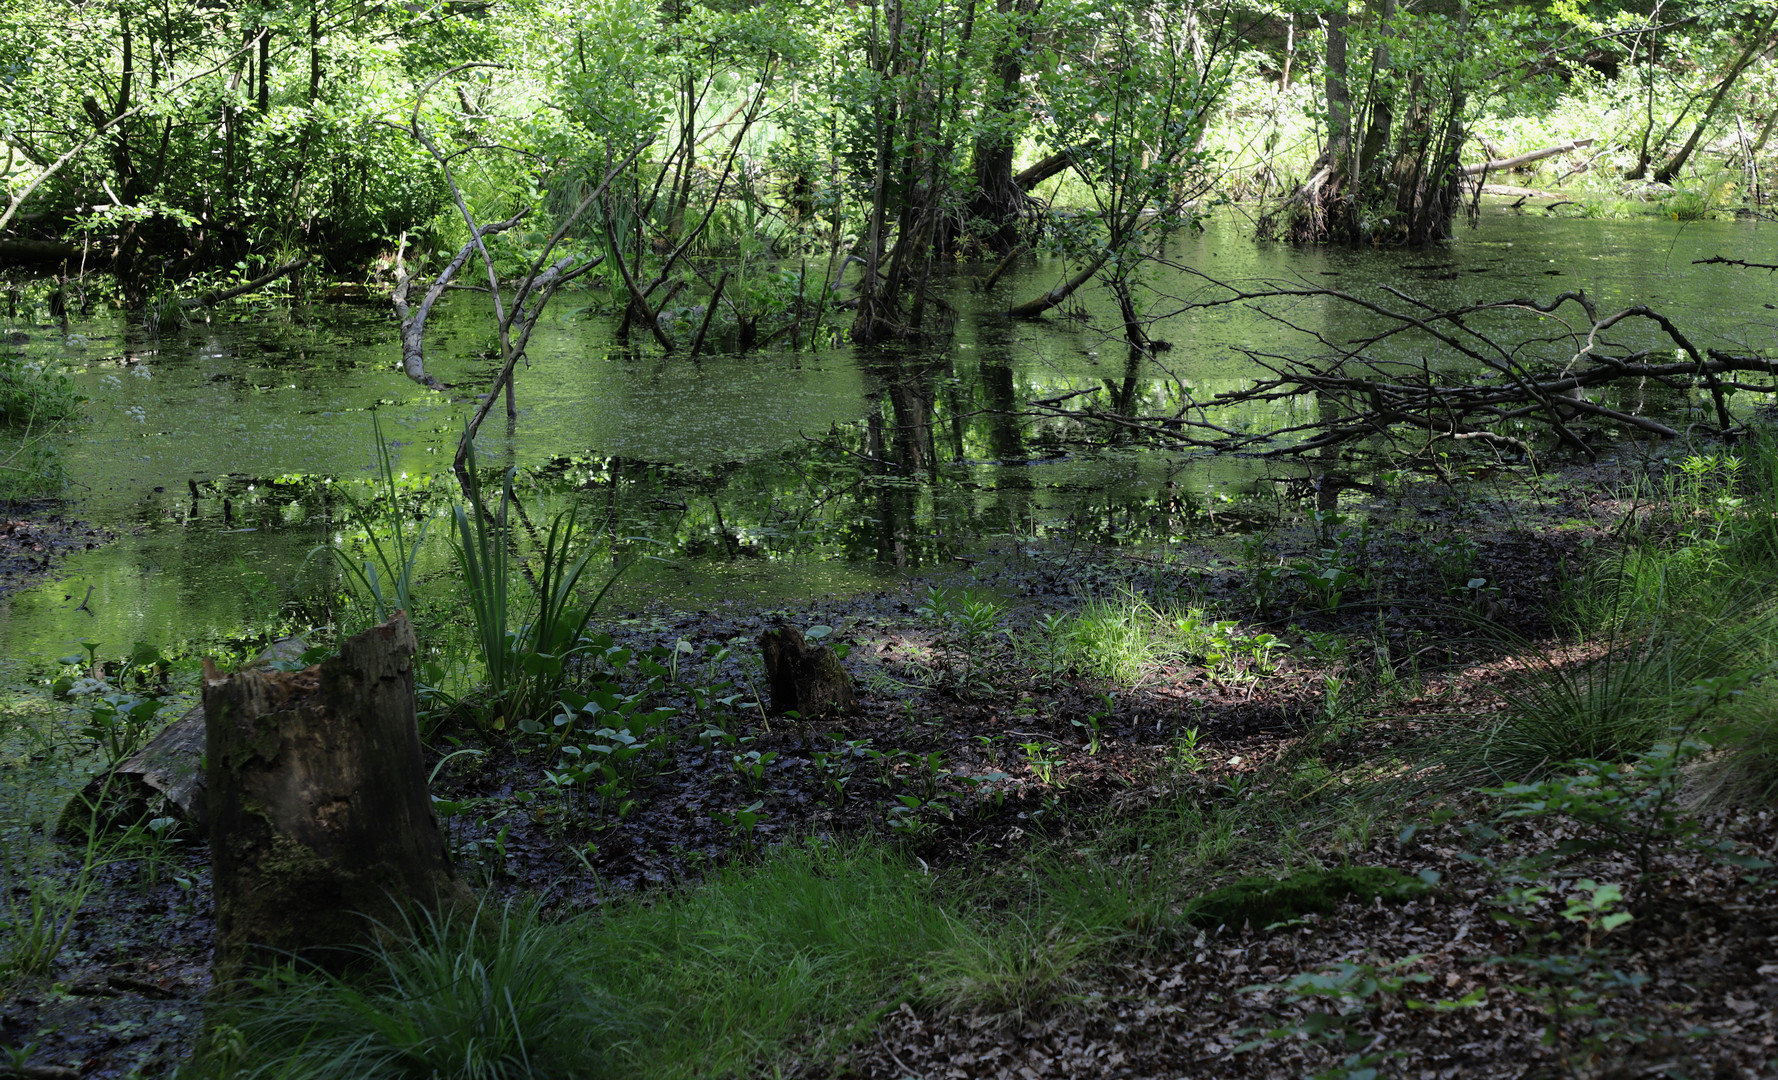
[1355,0,1394,188]
[966,0,1038,253]
[1654,10,1777,184]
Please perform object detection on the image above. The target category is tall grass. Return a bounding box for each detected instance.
[303,416,434,627]
[1481,437,1778,783]
[210,901,618,1080]
[450,438,621,731]
[195,842,1111,1080]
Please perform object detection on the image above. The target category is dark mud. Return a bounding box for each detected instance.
[0,507,110,599]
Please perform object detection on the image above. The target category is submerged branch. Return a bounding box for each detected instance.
[1025,283,1778,464]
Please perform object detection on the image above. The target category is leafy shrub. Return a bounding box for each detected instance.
[0,353,81,427]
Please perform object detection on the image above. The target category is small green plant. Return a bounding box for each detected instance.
[302,415,435,626]
[916,587,1006,690]
[1071,693,1113,754]
[1170,725,1205,771]
[1020,741,1062,786]
[1487,879,1648,1072]
[886,792,951,837]
[1237,956,1454,1079]
[1293,557,1361,613]
[731,748,779,792]
[80,691,165,768]
[714,800,769,854]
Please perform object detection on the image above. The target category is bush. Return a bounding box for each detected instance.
[0,352,81,427]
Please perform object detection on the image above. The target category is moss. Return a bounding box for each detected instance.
[1183,866,1427,931]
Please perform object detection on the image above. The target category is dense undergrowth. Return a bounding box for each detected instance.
[0,343,80,503]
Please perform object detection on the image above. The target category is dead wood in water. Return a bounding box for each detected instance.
[1023,279,1778,467]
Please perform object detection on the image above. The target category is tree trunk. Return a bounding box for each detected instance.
[203,614,466,989]
[1654,10,1777,185]
[965,0,1040,254]
[1355,0,1394,191]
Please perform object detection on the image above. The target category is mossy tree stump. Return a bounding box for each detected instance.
[759,624,856,718]
[203,613,465,987]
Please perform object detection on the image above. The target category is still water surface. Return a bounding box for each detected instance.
[3,206,1775,661]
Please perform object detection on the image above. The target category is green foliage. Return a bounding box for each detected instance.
[1485,880,1650,1069]
[1183,866,1429,931]
[1237,956,1457,1080]
[0,353,81,428]
[1041,593,1282,686]
[449,441,624,733]
[1478,688,1773,888]
[208,901,617,1080]
[302,417,435,629]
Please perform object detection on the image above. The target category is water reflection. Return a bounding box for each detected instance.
[4,208,1777,657]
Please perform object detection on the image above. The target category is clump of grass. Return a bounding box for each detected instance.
[1046,594,1165,683]
[1042,592,1264,685]
[1484,438,1778,779]
[207,900,618,1080]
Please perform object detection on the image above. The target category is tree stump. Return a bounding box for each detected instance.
[203,613,466,987]
[759,625,856,718]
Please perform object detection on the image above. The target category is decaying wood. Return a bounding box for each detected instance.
[204,614,467,988]
[179,257,312,309]
[391,215,524,389]
[59,637,308,839]
[760,625,856,718]
[1024,279,1778,466]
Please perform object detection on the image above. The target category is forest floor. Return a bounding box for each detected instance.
[5,451,1777,1078]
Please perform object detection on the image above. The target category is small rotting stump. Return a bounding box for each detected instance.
[203,613,467,988]
[759,624,856,718]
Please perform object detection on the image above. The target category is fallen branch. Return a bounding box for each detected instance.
[1025,280,1778,464]
[180,257,312,310]
[1460,138,1596,176]
[391,216,524,389]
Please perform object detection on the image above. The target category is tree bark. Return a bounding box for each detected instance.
[204,614,466,988]
[966,0,1040,254]
[759,625,856,718]
[1654,10,1777,185]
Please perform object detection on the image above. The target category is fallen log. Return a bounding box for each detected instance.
[1460,138,1596,176]
[179,257,311,309]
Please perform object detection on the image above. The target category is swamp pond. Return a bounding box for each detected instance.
[3,204,1777,663]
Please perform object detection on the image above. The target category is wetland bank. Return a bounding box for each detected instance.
[8,0,1778,1070]
[4,205,1778,1078]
